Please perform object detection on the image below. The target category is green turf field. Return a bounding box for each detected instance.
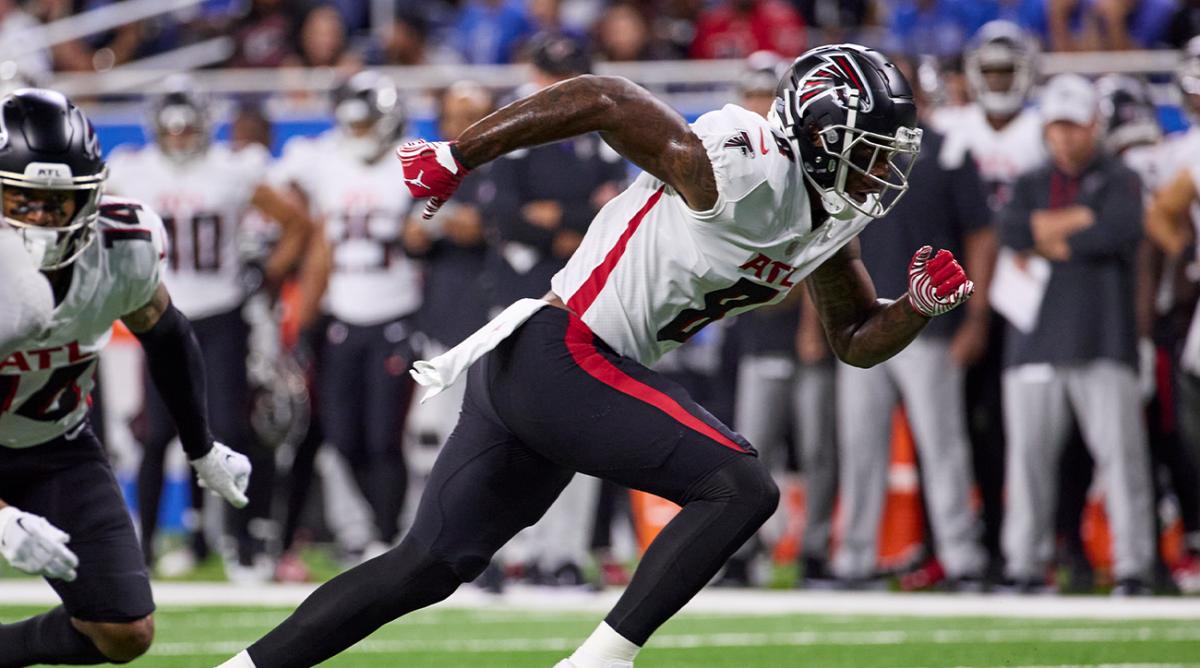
[3,604,1198,667]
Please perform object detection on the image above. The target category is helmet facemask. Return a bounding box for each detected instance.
[0,165,105,270]
[775,87,922,221]
[964,22,1037,119]
[810,120,921,220]
[965,41,1034,117]
[155,100,210,165]
[334,81,403,164]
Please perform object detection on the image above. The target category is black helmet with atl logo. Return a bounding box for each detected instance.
[0,88,106,270]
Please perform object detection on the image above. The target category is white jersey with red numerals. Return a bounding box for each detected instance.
[274,132,420,326]
[106,143,268,319]
[550,104,871,366]
[0,197,166,448]
[932,104,1045,213]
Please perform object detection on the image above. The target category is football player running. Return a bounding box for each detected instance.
[220,44,972,668]
[0,90,251,665]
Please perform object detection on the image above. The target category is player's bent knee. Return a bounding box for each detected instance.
[702,455,780,523]
[75,615,155,663]
[740,459,781,523]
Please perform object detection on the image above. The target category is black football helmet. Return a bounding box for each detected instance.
[964,21,1037,117]
[149,75,211,164]
[332,70,405,163]
[771,44,921,220]
[1097,74,1160,154]
[0,89,106,270]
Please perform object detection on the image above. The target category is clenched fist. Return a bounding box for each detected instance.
[906,245,973,317]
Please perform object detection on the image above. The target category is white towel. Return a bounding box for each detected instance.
[409,298,550,402]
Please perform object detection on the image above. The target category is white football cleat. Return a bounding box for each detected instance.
[553,659,633,668]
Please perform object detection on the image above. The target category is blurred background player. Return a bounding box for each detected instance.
[932,21,1042,582]
[1141,42,1200,590]
[0,88,250,666]
[273,70,418,552]
[105,78,314,581]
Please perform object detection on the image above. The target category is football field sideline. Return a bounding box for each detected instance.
[6,579,1200,619]
[6,581,1200,666]
[143,624,1200,656]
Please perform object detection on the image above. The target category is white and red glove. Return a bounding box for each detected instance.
[906,245,973,317]
[396,140,471,220]
[0,505,78,581]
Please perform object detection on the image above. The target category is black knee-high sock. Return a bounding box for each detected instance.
[605,457,778,645]
[247,536,463,667]
[0,606,107,667]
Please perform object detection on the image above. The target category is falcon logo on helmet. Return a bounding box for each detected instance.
[770,44,922,221]
[796,51,874,113]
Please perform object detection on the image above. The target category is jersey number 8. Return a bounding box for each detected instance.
[657,278,779,344]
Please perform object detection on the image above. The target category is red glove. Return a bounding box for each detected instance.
[906,245,973,317]
[396,140,471,219]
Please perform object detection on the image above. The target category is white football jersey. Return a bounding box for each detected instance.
[106,143,269,319]
[933,104,1045,212]
[0,197,166,448]
[1121,142,1167,199]
[274,131,420,325]
[551,104,870,365]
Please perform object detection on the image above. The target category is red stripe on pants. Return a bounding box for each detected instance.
[563,315,747,453]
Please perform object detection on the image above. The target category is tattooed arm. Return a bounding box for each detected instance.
[805,239,929,368]
[455,75,717,211]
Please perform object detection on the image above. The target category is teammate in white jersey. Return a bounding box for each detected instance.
[933,21,1045,210]
[273,70,420,547]
[1141,44,1200,588]
[0,90,251,666]
[221,44,973,668]
[105,79,313,575]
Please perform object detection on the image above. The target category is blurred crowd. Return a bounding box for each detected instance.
[14,3,1199,597]
[4,0,1200,82]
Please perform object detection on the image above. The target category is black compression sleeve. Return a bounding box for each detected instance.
[133,303,213,459]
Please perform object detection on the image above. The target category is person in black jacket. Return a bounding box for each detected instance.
[997,74,1154,595]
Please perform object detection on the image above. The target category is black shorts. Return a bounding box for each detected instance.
[0,427,154,622]
[408,307,755,578]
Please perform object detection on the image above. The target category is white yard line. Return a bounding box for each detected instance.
[5,580,1200,619]
[145,626,1200,657]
